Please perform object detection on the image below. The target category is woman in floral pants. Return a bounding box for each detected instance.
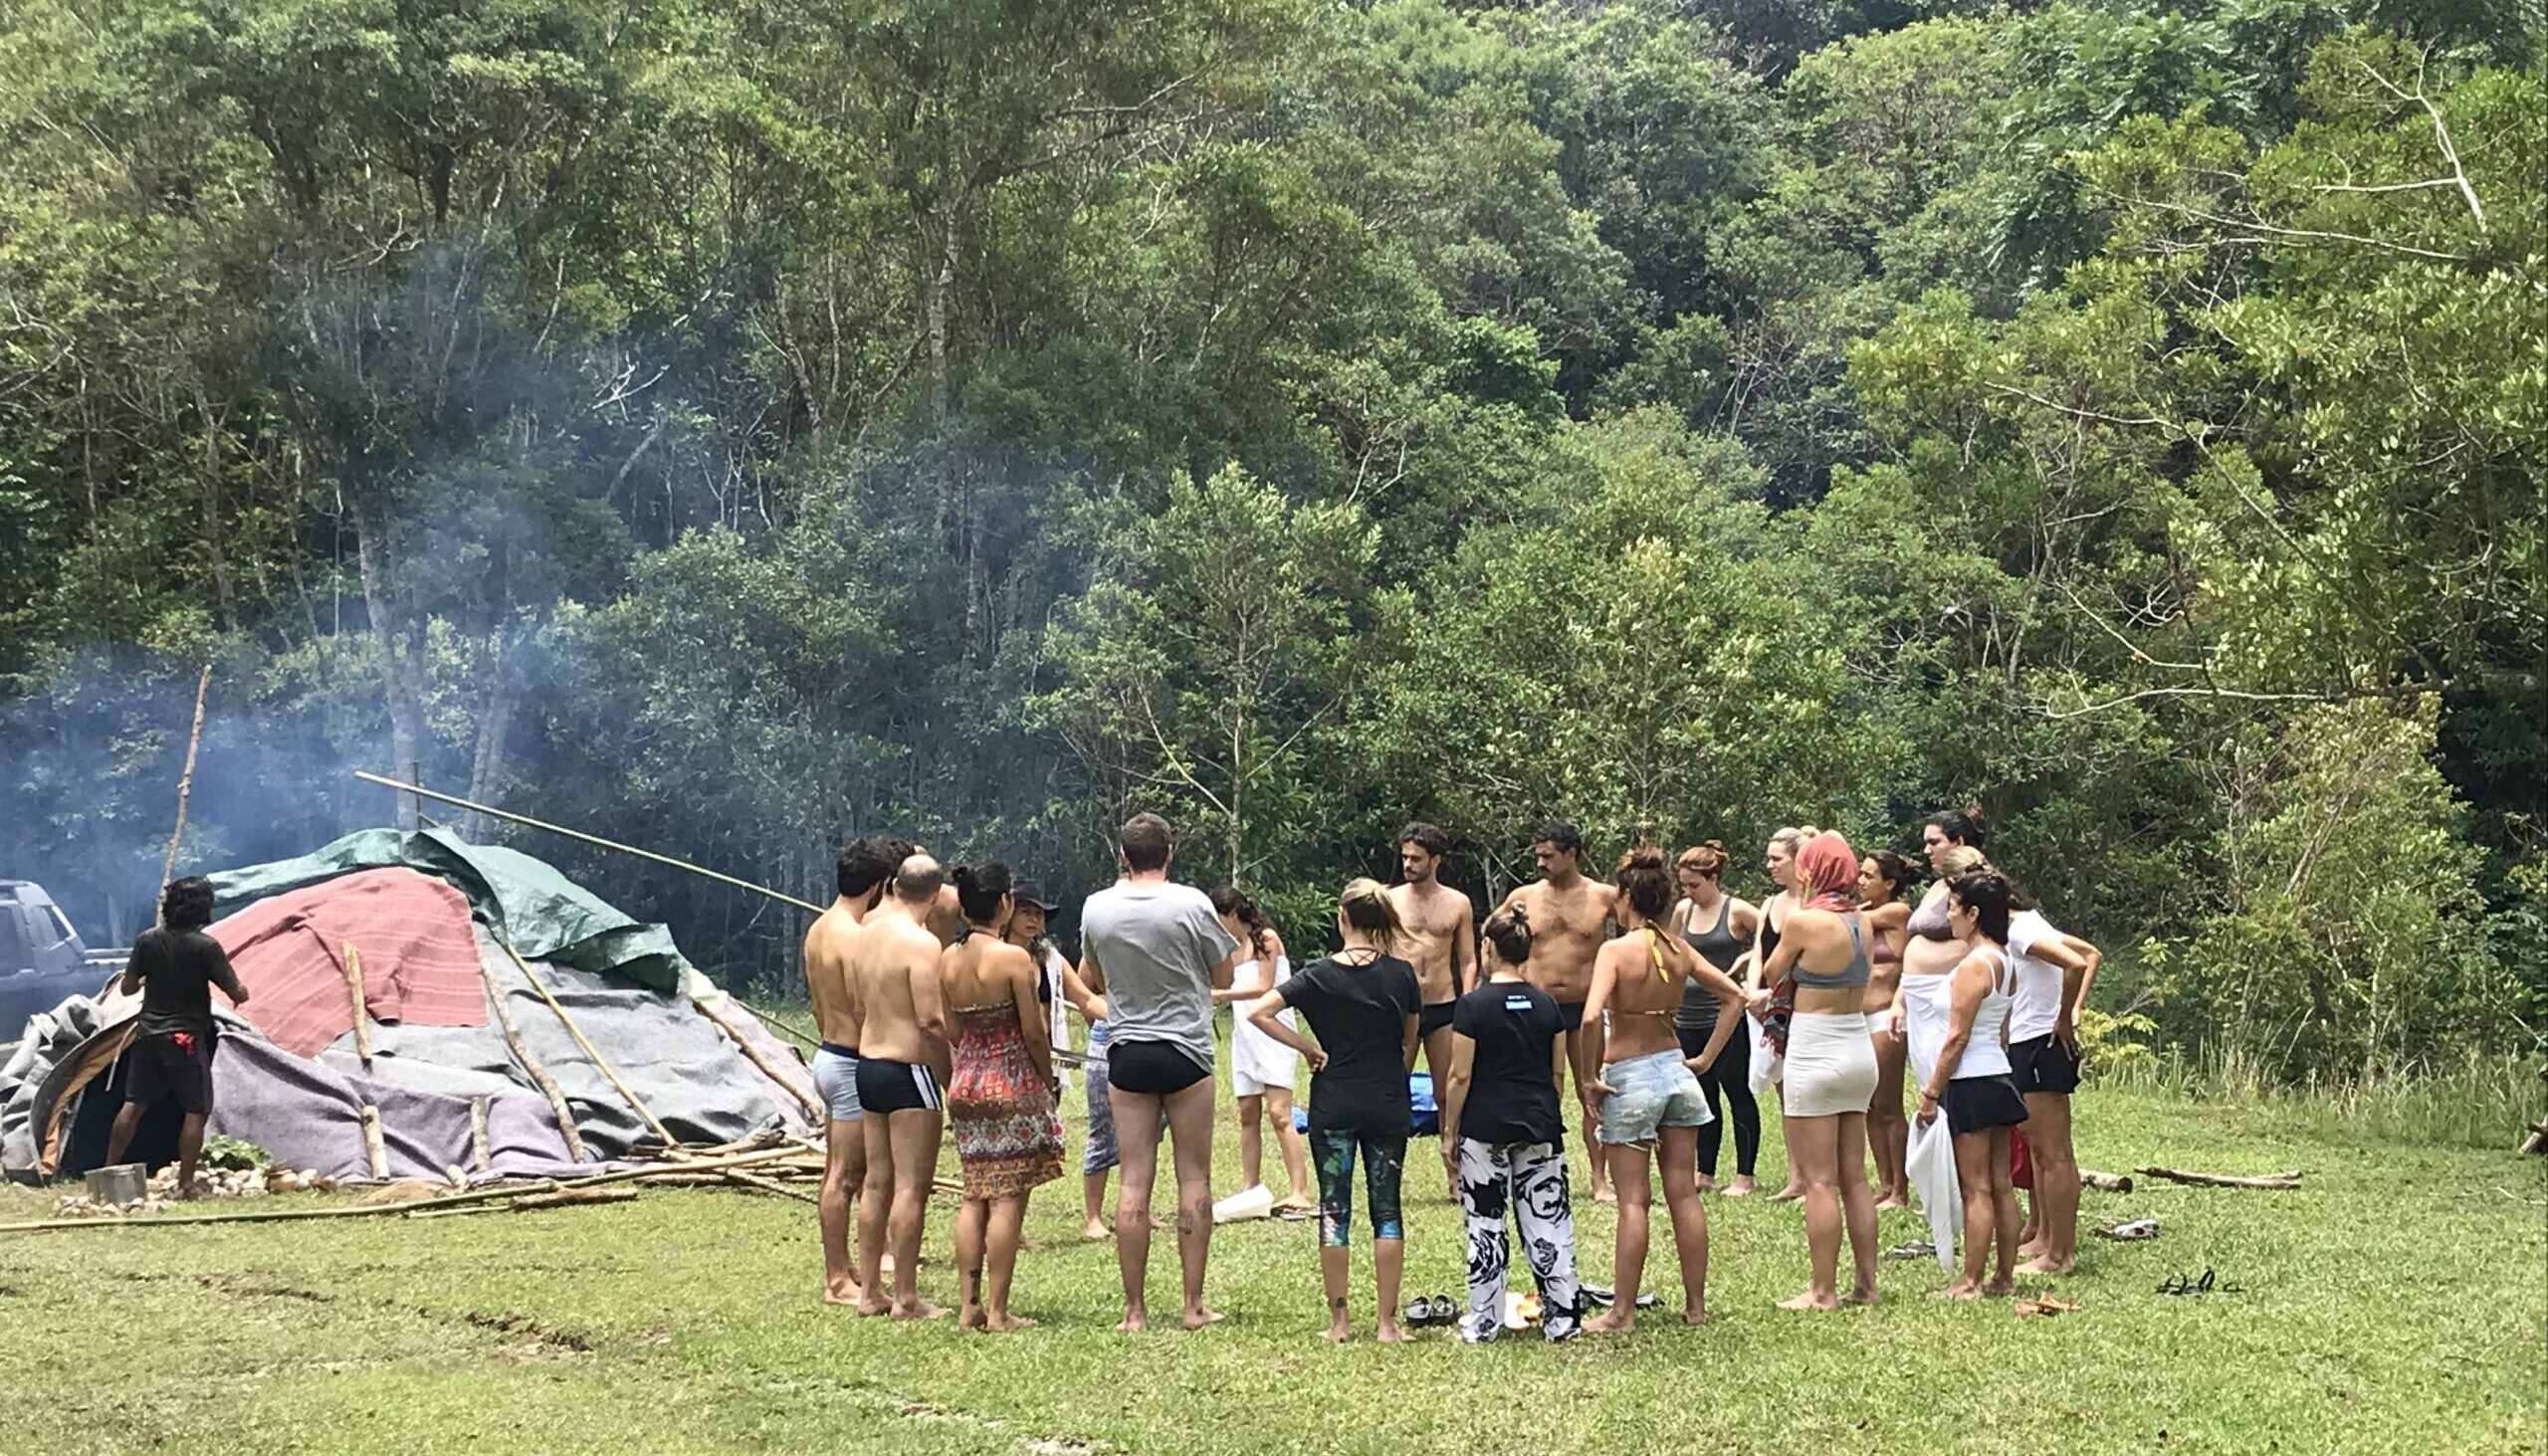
[1438,905,1583,1343]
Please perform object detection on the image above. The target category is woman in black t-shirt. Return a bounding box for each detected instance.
[1245,878,1421,1344]
[1438,905,1584,1343]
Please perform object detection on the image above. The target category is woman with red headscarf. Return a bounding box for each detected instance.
[1751,830,1882,1311]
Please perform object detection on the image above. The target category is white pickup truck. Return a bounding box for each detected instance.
[0,882,119,1043]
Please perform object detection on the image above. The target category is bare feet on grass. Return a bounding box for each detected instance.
[1722,1176,1756,1199]
[1778,1290,1840,1312]
[1982,1278,2016,1298]
[2015,1256,2075,1276]
[1768,1182,1805,1203]
[1592,1186,1619,1207]
[1681,1306,1709,1327]
[1116,1309,1148,1334]
[1374,1319,1412,1345]
[1081,1219,1112,1242]
[1935,1280,1983,1301]
[1181,1305,1226,1331]
[1874,1194,1911,1212]
[823,1278,863,1307]
[891,1297,950,1321]
[1583,1308,1636,1336]
[1842,1286,1880,1307]
[981,1313,1036,1333]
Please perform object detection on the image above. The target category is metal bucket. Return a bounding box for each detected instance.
[84,1162,147,1205]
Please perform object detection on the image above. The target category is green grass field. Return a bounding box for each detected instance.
[3,1077,2540,1455]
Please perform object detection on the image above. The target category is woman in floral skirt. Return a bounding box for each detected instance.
[942,860,1064,1332]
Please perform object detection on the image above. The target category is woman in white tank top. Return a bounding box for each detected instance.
[1916,867,2029,1299]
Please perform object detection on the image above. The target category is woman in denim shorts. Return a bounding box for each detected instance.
[1581,844,1747,1332]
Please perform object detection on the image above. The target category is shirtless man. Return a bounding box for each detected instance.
[1493,822,1621,1203]
[851,852,954,1319]
[1385,821,1474,1194]
[805,834,906,1306]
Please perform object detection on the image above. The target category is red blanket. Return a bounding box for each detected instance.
[209,868,490,1058]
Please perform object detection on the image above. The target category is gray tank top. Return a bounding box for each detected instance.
[1792,912,1872,990]
[1675,898,1744,1030]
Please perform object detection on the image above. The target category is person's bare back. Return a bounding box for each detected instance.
[853,909,951,1074]
[805,903,866,1051]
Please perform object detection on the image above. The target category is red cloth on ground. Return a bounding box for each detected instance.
[208,868,489,1058]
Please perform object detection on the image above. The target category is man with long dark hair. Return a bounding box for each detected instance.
[106,876,250,1198]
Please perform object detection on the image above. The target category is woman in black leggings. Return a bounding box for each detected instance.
[1673,844,1762,1194]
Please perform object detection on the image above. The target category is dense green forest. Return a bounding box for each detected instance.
[1,0,2538,1080]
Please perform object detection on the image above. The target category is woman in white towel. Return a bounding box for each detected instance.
[1751,830,1883,1311]
[1212,887,1313,1213]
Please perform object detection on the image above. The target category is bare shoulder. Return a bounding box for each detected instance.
[1263,926,1288,959]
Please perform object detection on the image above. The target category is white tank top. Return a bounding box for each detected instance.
[1953,947,2017,1081]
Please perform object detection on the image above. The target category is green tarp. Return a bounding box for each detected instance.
[207,827,689,992]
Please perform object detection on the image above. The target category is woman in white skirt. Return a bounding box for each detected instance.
[1212,887,1313,1212]
[1751,830,1883,1311]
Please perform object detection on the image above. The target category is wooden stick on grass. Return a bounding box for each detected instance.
[2081,1169,2134,1193]
[2135,1165,2302,1190]
[0,1178,561,1234]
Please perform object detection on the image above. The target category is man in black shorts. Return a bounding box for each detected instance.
[1079,812,1238,1331]
[1384,822,1474,1195]
[106,876,250,1199]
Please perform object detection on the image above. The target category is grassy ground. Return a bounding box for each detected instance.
[2,1076,2540,1455]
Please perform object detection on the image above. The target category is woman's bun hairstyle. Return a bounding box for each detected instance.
[1482,904,1534,967]
[1615,842,1676,921]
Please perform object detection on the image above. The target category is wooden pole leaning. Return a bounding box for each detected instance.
[158,664,213,896]
[497,938,681,1151]
[477,950,589,1162]
[342,943,390,1179]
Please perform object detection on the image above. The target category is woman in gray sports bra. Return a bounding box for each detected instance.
[1673,844,1761,1193]
[1749,831,1882,1313]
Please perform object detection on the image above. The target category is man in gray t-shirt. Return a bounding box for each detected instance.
[1082,881,1235,1079]
[1078,812,1237,1331]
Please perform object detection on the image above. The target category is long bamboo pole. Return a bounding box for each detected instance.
[351,771,822,914]
[158,664,213,897]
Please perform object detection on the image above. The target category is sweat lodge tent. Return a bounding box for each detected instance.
[1,828,817,1183]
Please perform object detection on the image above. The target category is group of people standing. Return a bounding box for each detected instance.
[799,803,2098,1340]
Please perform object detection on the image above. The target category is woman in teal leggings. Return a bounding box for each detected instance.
[1247,879,1422,1343]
